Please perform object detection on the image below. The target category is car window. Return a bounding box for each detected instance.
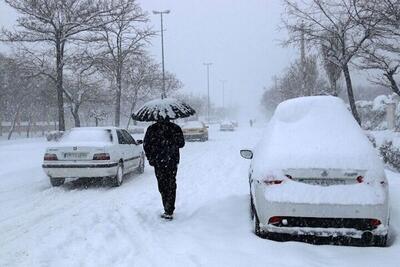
[116,130,128,144]
[122,130,136,145]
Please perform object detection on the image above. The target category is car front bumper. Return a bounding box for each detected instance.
[42,161,119,178]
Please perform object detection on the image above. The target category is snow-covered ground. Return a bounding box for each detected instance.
[1,125,400,267]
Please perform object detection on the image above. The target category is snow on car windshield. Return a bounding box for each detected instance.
[60,128,113,144]
[252,96,384,180]
[183,121,203,128]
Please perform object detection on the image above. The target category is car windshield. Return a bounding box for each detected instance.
[60,129,113,143]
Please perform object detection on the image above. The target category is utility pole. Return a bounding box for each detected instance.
[203,62,212,122]
[220,80,227,117]
[153,10,170,99]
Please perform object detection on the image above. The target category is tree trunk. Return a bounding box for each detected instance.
[56,38,66,131]
[342,63,361,125]
[115,74,122,127]
[26,116,32,138]
[8,105,21,140]
[332,79,338,97]
[126,95,138,129]
[72,111,81,127]
[70,106,81,127]
[386,72,400,97]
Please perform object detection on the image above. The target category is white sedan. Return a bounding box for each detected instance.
[240,96,389,246]
[42,127,145,187]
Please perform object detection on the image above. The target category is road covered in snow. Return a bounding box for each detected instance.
[1,125,400,267]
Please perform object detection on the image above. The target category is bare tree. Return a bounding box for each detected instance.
[321,31,342,96]
[1,0,120,130]
[91,0,154,126]
[358,0,400,96]
[63,66,103,127]
[0,54,42,139]
[283,0,382,124]
[280,57,327,98]
[123,55,159,128]
[360,40,400,96]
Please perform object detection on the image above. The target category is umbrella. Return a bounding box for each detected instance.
[132,98,196,122]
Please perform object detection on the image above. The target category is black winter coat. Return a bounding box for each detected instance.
[143,121,185,166]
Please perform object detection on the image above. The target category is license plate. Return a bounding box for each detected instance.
[64,152,88,159]
[297,179,347,186]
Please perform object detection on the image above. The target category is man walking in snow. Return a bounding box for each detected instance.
[143,118,185,220]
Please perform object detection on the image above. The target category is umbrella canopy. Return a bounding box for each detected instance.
[132,98,196,122]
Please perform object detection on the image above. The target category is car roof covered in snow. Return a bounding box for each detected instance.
[55,127,116,147]
[251,96,384,179]
[70,126,119,131]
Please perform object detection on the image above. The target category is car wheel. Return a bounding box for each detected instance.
[250,195,255,219]
[113,163,124,187]
[137,154,145,174]
[251,199,263,237]
[50,178,65,187]
[373,234,388,247]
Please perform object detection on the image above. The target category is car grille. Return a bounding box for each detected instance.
[269,217,380,231]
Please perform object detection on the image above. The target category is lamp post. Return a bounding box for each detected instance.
[153,10,170,99]
[203,62,212,122]
[220,80,227,110]
[220,80,227,119]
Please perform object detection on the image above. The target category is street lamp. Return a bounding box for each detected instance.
[203,62,212,122]
[153,10,170,99]
[220,80,226,110]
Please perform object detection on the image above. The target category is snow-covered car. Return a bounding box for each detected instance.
[182,121,209,141]
[220,121,235,131]
[42,127,145,187]
[240,96,389,246]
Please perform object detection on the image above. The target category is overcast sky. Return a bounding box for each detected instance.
[0,0,298,120]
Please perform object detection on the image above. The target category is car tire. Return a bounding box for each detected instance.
[137,154,145,174]
[113,163,124,187]
[251,200,264,238]
[253,211,262,237]
[373,234,388,247]
[50,178,65,187]
[250,195,255,219]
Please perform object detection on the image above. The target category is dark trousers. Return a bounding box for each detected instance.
[154,163,178,215]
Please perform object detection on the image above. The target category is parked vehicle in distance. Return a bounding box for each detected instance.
[182,120,208,141]
[220,121,235,131]
[240,96,389,246]
[42,127,145,187]
[231,120,239,127]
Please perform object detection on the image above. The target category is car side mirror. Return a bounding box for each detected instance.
[136,140,143,145]
[240,149,253,159]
